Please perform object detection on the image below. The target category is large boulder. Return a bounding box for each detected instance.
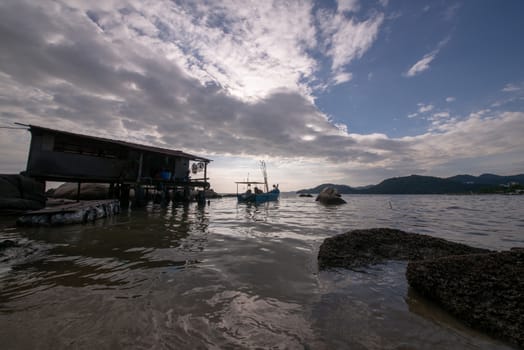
[0,174,45,211]
[49,182,109,200]
[315,187,346,205]
[407,249,524,348]
[317,228,490,269]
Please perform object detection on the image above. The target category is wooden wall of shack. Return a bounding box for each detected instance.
[26,129,131,182]
[24,126,210,204]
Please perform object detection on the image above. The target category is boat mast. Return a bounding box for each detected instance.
[260,160,268,192]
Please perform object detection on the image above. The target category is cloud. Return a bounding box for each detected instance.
[0,1,374,134]
[317,7,384,85]
[0,0,364,166]
[405,38,449,77]
[407,111,524,168]
[417,103,434,113]
[332,71,353,85]
[337,0,360,13]
[405,52,437,77]
[0,0,386,137]
[502,83,521,92]
[444,3,461,21]
[79,0,319,102]
[445,96,456,102]
[431,112,450,119]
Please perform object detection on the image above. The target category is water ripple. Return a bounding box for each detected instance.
[0,194,522,349]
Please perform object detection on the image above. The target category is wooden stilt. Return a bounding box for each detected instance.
[120,184,130,208]
[76,182,81,202]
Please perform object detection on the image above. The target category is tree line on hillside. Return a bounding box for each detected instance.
[296,174,524,195]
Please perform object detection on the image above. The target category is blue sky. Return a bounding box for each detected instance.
[0,0,523,193]
[317,0,524,137]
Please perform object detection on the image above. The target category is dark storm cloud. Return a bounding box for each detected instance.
[0,0,381,164]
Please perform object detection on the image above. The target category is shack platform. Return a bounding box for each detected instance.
[16,199,120,226]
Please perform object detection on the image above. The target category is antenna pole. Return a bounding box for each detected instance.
[260,161,268,192]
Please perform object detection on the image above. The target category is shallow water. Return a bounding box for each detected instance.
[0,194,523,349]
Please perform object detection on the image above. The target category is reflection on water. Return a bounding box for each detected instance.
[0,194,522,349]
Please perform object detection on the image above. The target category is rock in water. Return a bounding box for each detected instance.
[204,188,222,199]
[317,228,490,269]
[315,187,346,205]
[50,183,109,200]
[406,250,524,348]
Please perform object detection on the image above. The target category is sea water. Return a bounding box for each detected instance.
[0,194,523,349]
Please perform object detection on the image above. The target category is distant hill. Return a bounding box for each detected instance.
[296,183,359,194]
[296,173,524,195]
[447,173,524,185]
[360,175,484,194]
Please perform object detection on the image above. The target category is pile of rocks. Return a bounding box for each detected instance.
[0,174,46,212]
[318,228,523,347]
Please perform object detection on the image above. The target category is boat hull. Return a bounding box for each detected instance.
[237,189,280,203]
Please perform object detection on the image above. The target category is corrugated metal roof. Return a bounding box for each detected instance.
[29,125,211,162]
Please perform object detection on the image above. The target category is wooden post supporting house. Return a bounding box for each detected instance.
[204,163,207,189]
[76,182,81,202]
[120,184,130,208]
[137,152,144,182]
[108,183,115,198]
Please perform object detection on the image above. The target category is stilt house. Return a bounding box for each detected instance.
[23,125,211,201]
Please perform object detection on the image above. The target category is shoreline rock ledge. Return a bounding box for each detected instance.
[407,249,524,348]
[317,228,490,269]
[317,228,523,347]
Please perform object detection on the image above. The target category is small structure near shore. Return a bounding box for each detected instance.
[19,124,212,207]
[317,228,523,347]
[16,199,120,226]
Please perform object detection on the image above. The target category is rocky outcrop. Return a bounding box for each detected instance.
[317,228,490,269]
[48,182,109,200]
[317,228,523,347]
[0,174,46,211]
[315,187,346,205]
[407,250,524,348]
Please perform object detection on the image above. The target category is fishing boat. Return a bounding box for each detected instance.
[235,161,280,203]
